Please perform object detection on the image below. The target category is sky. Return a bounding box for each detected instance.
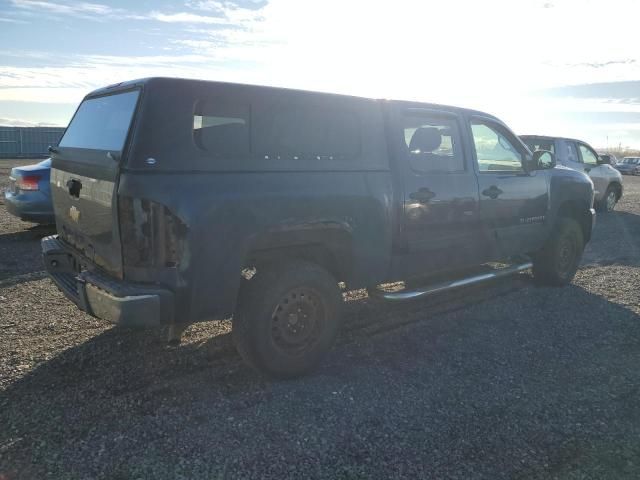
[0,0,639,150]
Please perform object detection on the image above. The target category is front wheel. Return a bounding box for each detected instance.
[597,185,618,213]
[532,217,584,286]
[233,260,342,378]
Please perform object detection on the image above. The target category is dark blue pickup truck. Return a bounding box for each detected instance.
[42,78,595,377]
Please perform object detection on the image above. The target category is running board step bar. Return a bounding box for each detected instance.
[370,262,533,302]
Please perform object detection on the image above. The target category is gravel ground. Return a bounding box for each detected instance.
[1,159,639,479]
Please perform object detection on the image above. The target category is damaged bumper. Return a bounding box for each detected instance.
[42,235,174,327]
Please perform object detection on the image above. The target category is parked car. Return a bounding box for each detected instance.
[521,135,623,213]
[598,153,618,165]
[4,158,54,224]
[43,78,595,378]
[615,157,640,175]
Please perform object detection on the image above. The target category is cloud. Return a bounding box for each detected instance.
[187,0,267,11]
[7,0,262,24]
[8,0,148,21]
[0,117,62,127]
[566,60,637,69]
[185,0,227,12]
[10,0,115,16]
[149,11,230,25]
[542,81,640,101]
[0,16,29,23]
[0,51,241,104]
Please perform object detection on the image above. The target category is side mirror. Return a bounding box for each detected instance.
[532,150,555,170]
[597,155,611,165]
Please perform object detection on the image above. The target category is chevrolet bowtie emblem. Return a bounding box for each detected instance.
[69,205,80,222]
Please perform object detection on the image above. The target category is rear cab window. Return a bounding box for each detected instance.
[60,90,140,153]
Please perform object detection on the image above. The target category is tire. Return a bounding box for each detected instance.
[597,185,618,213]
[233,260,342,378]
[532,217,584,286]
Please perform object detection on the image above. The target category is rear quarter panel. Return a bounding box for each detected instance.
[118,171,394,322]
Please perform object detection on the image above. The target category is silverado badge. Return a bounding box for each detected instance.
[69,205,80,222]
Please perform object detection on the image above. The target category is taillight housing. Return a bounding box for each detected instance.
[16,175,40,191]
[118,196,187,269]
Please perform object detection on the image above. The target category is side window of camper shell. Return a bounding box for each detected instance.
[193,100,250,157]
[252,104,362,161]
[193,98,362,163]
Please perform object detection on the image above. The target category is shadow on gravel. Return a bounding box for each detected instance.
[585,211,640,267]
[2,280,640,478]
[0,224,56,243]
[0,271,48,288]
[0,225,54,281]
[0,223,56,238]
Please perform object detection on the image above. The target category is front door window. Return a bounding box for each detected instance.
[579,144,599,167]
[471,122,523,172]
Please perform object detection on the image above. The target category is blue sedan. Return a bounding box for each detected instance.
[4,158,54,224]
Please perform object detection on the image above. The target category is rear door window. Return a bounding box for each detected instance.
[565,141,580,163]
[59,90,139,151]
[403,114,464,173]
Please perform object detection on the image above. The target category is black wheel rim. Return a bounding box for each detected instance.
[270,287,325,356]
[557,231,577,275]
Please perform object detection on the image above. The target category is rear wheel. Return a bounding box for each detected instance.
[233,260,342,378]
[532,217,584,286]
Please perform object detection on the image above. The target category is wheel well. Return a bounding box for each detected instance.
[557,201,592,242]
[244,244,349,284]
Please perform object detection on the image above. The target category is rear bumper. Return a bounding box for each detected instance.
[42,235,174,327]
[4,190,54,224]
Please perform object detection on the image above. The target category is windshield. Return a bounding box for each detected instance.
[522,137,555,153]
[59,90,139,151]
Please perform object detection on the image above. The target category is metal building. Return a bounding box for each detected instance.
[0,127,65,158]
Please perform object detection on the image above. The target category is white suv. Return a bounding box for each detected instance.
[521,135,623,213]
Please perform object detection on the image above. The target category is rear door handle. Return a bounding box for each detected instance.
[482,185,503,199]
[409,188,436,204]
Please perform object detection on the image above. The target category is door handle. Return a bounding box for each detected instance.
[409,188,436,204]
[482,185,503,199]
[66,179,82,198]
